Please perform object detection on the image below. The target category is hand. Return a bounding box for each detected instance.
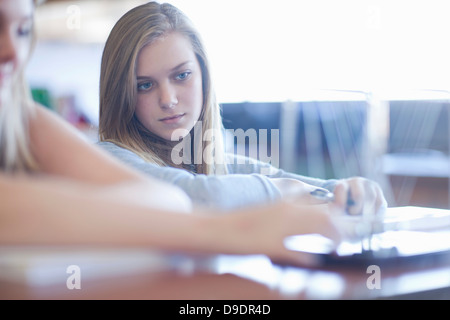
[269,178,333,205]
[332,177,387,216]
[225,200,343,267]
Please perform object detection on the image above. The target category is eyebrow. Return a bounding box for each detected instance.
[0,11,33,21]
[137,61,193,80]
[0,14,33,29]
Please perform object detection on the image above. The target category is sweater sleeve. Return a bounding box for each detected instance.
[97,142,282,210]
[226,153,339,192]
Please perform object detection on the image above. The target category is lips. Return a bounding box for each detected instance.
[159,113,186,124]
[0,72,13,86]
[0,64,14,85]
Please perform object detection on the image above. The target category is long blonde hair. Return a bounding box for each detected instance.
[0,0,40,173]
[99,1,227,175]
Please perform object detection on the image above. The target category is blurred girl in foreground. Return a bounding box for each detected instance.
[0,0,343,266]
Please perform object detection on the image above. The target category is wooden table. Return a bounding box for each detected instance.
[1,250,450,300]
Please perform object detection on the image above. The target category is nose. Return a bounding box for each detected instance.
[159,82,178,109]
[0,30,17,67]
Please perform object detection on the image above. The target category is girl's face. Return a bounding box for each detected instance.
[0,0,33,90]
[135,32,203,141]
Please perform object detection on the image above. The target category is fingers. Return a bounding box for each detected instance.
[253,177,387,267]
[274,205,344,267]
[374,184,388,215]
[285,204,344,244]
[232,202,340,267]
[332,182,350,212]
[271,247,320,267]
[332,177,386,216]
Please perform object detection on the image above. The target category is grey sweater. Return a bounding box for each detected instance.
[97,141,337,210]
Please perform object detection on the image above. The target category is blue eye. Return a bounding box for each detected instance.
[18,28,31,37]
[175,71,191,81]
[137,81,153,91]
[17,20,33,37]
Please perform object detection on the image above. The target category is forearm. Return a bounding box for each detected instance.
[173,174,281,210]
[228,153,337,191]
[0,175,344,265]
[98,142,281,210]
[0,175,197,249]
[93,177,193,213]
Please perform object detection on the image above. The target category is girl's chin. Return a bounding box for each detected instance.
[153,132,189,142]
[168,133,190,142]
[166,128,194,142]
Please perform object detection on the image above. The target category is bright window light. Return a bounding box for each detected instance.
[170,0,450,102]
[26,0,450,123]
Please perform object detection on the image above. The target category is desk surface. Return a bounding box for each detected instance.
[1,251,450,300]
[2,206,450,300]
